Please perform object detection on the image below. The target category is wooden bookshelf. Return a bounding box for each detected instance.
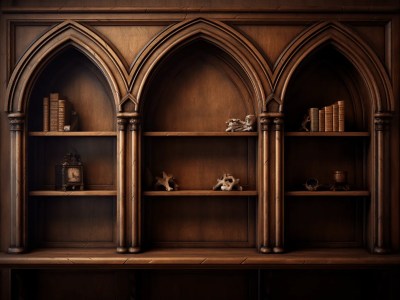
[1,4,398,299]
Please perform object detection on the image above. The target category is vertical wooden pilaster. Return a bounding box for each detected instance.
[259,114,272,253]
[8,113,26,254]
[273,114,284,253]
[129,113,141,253]
[116,115,128,253]
[373,112,391,254]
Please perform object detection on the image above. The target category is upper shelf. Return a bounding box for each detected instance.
[29,131,117,137]
[144,132,258,137]
[285,132,369,137]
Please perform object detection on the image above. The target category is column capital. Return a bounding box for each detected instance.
[117,117,128,131]
[273,115,284,131]
[374,112,392,131]
[129,115,140,131]
[8,113,25,131]
[259,116,271,131]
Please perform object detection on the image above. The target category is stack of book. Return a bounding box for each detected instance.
[308,100,345,132]
[43,93,77,132]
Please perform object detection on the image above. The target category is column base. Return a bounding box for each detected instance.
[116,247,128,254]
[373,246,390,254]
[8,247,25,254]
[128,246,141,254]
[273,247,284,253]
[260,246,273,254]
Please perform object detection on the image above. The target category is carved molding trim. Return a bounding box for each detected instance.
[117,112,140,131]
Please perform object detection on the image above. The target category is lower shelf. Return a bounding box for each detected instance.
[1,248,399,267]
[144,190,257,196]
[29,190,117,196]
[285,191,370,197]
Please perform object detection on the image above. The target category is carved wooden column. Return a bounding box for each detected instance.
[373,112,392,254]
[129,112,141,253]
[116,114,128,253]
[8,113,26,253]
[273,113,284,253]
[259,114,272,253]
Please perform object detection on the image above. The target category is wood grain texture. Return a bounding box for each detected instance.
[29,190,117,196]
[144,190,257,196]
[1,248,400,267]
[145,137,256,190]
[145,196,256,247]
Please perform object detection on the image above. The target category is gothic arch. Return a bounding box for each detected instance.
[130,18,273,113]
[274,21,394,113]
[5,20,126,113]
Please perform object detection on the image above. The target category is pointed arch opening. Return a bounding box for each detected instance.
[279,23,394,253]
[6,21,124,114]
[284,44,369,132]
[132,18,272,114]
[28,45,116,131]
[142,39,257,131]
[278,22,394,114]
[138,20,262,248]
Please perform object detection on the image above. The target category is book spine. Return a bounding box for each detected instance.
[58,99,66,131]
[49,99,59,131]
[332,102,339,131]
[309,108,319,132]
[324,105,333,132]
[43,97,49,132]
[318,109,325,132]
[338,100,345,132]
[49,92,59,101]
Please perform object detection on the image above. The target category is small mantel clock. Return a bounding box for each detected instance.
[56,152,84,191]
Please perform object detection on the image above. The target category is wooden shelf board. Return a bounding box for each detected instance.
[1,248,399,267]
[29,190,117,197]
[285,191,370,197]
[144,131,258,137]
[29,131,116,137]
[144,190,258,196]
[285,132,369,137]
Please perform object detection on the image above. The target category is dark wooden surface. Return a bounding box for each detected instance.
[1,248,400,267]
[0,1,399,298]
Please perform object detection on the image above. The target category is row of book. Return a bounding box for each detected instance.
[43,93,78,131]
[309,100,345,132]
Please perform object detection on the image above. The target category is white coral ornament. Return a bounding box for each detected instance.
[154,171,179,191]
[226,115,256,132]
[213,173,243,191]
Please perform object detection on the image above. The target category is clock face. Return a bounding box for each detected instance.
[67,167,81,183]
